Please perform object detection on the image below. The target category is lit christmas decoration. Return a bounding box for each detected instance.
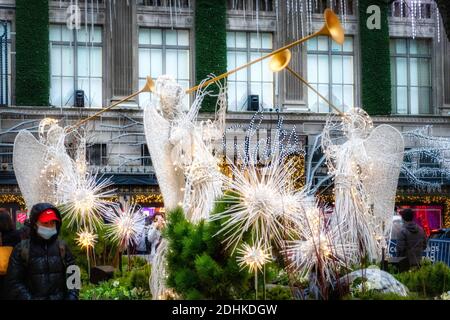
[236,242,272,274]
[104,202,146,250]
[76,229,98,250]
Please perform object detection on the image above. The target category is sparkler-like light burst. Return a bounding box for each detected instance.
[58,171,114,230]
[236,242,272,274]
[211,154,300,252]
[76,229,98,250]
[104,202,146,250]
[286,213,358,286]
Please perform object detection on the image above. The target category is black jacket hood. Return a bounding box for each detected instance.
[29,203,63,242]
[404,221,420,234]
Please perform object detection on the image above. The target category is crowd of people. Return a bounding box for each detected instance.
[0,204,429,300]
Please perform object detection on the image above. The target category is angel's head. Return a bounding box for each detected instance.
[154,75,186,120]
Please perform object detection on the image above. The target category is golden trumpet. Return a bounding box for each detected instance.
[67,76,155,131]
[186,8,344,93]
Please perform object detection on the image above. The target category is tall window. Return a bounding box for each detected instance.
[307,36,354,113]
[226,32,274,111]
[138,28,190,107]
[50,24,103,108]
[390,38,432,115]
[0,21,10,106]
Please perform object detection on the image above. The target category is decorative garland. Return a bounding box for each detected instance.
[132,193,164,205]
[0,194,26,209]
[318,193,450,228]
[195,0,227,112]
[15,0,49,106]
[358,0,391,115]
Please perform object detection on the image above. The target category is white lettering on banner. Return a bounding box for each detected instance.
[66,4,81,30]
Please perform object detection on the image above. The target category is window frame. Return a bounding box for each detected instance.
[137,27,190,107]
[49,24,103,108]
[226,31,274,111]
[390,37,432,115]
[306,35,355,113]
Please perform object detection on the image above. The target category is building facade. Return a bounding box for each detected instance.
[0,0,449,229]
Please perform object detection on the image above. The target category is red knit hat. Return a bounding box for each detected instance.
[37,209,60,223]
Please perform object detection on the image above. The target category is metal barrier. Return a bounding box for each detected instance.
[389,239,450,266]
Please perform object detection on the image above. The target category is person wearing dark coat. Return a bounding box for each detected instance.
[396,208,428,269]
[5,203,78,300]
[0,209,21,299]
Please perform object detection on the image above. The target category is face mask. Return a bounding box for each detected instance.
[37,225,57,240]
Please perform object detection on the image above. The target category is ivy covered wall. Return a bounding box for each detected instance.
[195,0,227,112]
[15,0,49,106]
[358,0,391,115]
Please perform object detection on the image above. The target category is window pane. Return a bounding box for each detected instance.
[236,32,246,48]
[51,46,62,76]
[90,78,103,107]
[262,82,273,108]
[50,25,61,41]
[250,52,262,82]
[226,32,235,48]
[343,37,353,52]
[396,57,407,86]
[228,81,237,111]
[139,48,151,78]
[178,30,189,46]
[318,36,328,51]
[150,49,162,78]
[262,58,272,82]
[90,47,102,77]
[308,85,319,112]
[77,77,90,105]
[177,50,189,79]
[165,30,177,45]
[77,47,89,77]
[139,28,150,45]
[410,58,418,86]
[332,55,342,84]
[317,54,329,83]
[331,84,343,108]
[261,33,272,49]
[62,77,74,106]
[250,82,262,100]
[331,40,342,52]
[151,29,162,45]
[343,85,354,111]
[307,54,318,83]
[236,82,247,110]
[50,77,62,106]
[92,26,102,43]
[235,51,247,81]
[166,49,178,77]
[307,37,317,51]
[343,56,353,84]
[62,27,73,42]
[419,87,430,114]
[395,39,407,54]
[227,52,236,81]
[396,86,407,114]
[418,58,430,86]
[139,78,151,107]
[410,86,419,114]
[76,29,90,43]
[416,39,430,55]
[318,84,329,112]
[250,33,260,49]
[62,46,74,76]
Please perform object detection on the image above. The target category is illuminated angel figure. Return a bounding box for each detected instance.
[321,108,404,262]
[104,202,146,251]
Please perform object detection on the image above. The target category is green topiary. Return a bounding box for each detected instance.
[194,0,227,112]
[164,206,252,299]
[394,261,450,297]
[358,0,391,115]
[15,0,49,106]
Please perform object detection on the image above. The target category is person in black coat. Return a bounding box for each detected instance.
[0,209,21,299]
[5,203,78,300]
[397,208,428,269]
